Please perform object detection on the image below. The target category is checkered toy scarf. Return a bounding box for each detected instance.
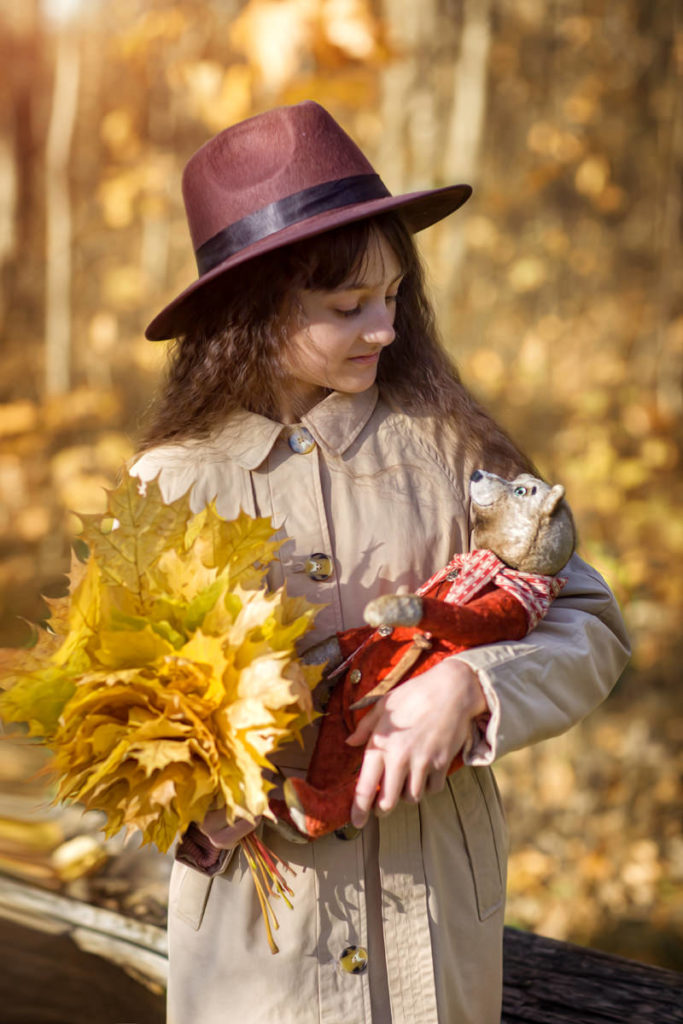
[418,549,566,630]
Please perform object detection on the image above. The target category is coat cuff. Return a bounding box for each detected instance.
[456,659,501,766]
[448,554,630,766]
[434,654,500,765]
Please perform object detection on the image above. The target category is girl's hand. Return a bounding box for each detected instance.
[346,660,486,829]
[200,810,262,850]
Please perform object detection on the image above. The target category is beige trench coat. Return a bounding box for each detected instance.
[131,386,630,1024]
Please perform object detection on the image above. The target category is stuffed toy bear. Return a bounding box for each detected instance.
[271,469,576,841]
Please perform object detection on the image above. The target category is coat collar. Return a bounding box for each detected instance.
[302,385,378,456]
[211,386,379,470]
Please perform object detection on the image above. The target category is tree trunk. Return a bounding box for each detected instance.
[0,0,43,350]
[653,3,682,418]
[436,0,492,324]
[44,26,80,396]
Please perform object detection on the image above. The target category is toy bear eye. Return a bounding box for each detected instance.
[513,486,528,497]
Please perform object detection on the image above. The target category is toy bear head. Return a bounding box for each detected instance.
[470,470,576,576]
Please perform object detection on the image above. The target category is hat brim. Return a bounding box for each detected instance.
[145,183,472,340]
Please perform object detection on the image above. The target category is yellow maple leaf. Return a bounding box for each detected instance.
[94,626,175,669]
[78,475,192,594]
[188,504,283,580]
[0,666,77,738]
[148,544,218,603]
[0,470,321,856]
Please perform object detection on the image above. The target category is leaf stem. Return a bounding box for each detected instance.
[239,834,296,953]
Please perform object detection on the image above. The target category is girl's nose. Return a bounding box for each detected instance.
[361,305,396,347]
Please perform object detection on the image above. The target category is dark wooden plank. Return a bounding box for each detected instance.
[0,916,165,1024]
[503,927,683,1024]
[2,878,681,1024]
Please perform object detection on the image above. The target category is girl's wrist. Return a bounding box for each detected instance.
[449,659,488,719]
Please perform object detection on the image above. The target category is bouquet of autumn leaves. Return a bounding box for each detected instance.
[0,472,323,952]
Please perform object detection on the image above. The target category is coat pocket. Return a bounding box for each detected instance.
[171,862,214,931]
[447,767,506,921]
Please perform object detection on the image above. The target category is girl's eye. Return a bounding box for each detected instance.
[513,486,528,497]
[334,293,398,318]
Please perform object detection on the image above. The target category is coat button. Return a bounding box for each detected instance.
[287,426,316,454]
[349,668,362,685]
[339,945,368,974]
[305,553,333,581]
[334,823,361,841]
[377,625,393,637]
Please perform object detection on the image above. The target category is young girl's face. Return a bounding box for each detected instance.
[281,231,403,419]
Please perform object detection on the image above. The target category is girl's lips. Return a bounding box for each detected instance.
[348,353,380,365]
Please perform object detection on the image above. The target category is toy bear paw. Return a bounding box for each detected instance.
[363,593,423,628]
[267,797,311,844]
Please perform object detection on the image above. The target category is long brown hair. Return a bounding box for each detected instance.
[139,213,533,476]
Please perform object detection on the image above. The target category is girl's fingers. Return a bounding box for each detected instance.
[401,760,430,804]
[375,753,408,815]
[345,702,383,746]
[350,748,385,828]
[349,662,484,825]
[201,814,262,850]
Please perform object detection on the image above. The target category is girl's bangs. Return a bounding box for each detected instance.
[291,214,416,292]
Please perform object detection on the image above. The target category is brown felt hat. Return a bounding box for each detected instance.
[145,101,472,341]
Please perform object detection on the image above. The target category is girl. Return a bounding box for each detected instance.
[131,101,629,1024]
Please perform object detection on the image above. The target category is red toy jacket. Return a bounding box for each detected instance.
[280,550,565,839]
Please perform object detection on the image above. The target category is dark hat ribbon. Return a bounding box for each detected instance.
[195,173,389,275]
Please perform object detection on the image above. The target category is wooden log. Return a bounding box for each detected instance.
[0,875,167,980]
[502,927,683,1024]
[1,872,681,1023]
[0,916,164,1024]
[0,875,166,1022]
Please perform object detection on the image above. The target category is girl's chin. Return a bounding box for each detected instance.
[337,371,378,393]
[284,368,378,412]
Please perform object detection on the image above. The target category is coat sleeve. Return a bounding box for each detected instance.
[452,552,631,764]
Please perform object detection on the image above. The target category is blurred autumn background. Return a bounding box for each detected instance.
[0,0,681,978]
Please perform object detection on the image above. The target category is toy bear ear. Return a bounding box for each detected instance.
[542,484,566,518]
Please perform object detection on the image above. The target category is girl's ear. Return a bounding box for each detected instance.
[542,484,566,518]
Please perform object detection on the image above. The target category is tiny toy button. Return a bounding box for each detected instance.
[305,553,333,581]
[377,625,393,637]
[349,668,362,685]
[446,569,460,581]
[339,945,368,974]
[287,426,316,454]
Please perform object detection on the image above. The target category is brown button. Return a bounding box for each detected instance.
[287,427,316,454]
[349,668,362,685]
[334,823,361,841]
[305,553,333,581]
[340,945,368,974]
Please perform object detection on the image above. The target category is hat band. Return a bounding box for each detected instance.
[195,173,391,275]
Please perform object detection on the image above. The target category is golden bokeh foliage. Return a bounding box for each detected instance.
[0,0,680,968]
